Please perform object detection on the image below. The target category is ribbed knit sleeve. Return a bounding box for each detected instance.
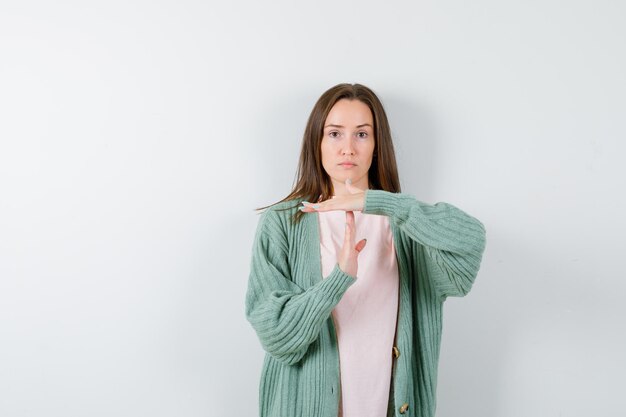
[245,209,356,366]
[362,189,486,300]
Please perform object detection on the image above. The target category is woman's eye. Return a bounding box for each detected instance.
[329,131,340,138]
[357,132,368,139]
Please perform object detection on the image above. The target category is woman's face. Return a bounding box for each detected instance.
[320,99,375,195]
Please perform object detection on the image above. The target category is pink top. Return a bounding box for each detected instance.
[318,209,399,417]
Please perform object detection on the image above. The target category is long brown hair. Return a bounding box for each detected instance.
[256,83,401,224]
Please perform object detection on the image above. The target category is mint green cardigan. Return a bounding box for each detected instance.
[245,189,486,417]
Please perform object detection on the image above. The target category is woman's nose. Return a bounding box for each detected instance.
[342,141,355,155]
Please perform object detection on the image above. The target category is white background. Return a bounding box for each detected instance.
[1,1,624,416]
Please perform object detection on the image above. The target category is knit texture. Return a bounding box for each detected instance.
[245,189,486,417]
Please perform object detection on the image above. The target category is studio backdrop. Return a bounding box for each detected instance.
[0,1,624,416]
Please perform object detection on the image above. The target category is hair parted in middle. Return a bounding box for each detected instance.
[257,83,401,224]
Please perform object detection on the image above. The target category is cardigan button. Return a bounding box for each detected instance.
[392,346,400,359]
[399,403,409,414]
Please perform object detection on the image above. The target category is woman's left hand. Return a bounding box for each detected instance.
[300,179,366,212]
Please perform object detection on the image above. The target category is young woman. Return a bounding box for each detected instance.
[245,83,486,417]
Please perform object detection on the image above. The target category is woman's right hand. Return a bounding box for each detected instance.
[337,211,367,278]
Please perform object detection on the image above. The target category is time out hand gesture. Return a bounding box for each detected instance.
[300,179,367,277]
[299,179,365,213]
[338,211,367,277]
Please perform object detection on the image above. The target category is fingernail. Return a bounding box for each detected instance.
[313,204,320,209]
[346,178,352,184]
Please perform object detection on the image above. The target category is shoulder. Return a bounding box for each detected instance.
[256,198,303,234]
[265,198,302,213]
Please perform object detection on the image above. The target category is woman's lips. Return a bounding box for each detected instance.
[339,162,356,168]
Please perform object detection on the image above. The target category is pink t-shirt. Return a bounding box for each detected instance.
[318,209,399,417]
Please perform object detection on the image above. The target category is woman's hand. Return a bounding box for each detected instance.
[338,211,367,277]
[299,179,365,213]
[299,179,367,278]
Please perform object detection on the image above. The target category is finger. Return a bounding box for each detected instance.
[346,211,356,245]
[299,204,316,212]
[345,210,354,229]
[302,200,334,212]
[343,215,352,246]
[345,210,355,227]
[301,201,323,211]
[355,238,367,252]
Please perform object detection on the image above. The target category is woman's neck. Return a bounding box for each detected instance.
[331,177,369,196]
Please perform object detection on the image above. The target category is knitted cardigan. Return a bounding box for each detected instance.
[245,189,487,417]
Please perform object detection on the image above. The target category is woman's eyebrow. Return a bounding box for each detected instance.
[324,123,373,128]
